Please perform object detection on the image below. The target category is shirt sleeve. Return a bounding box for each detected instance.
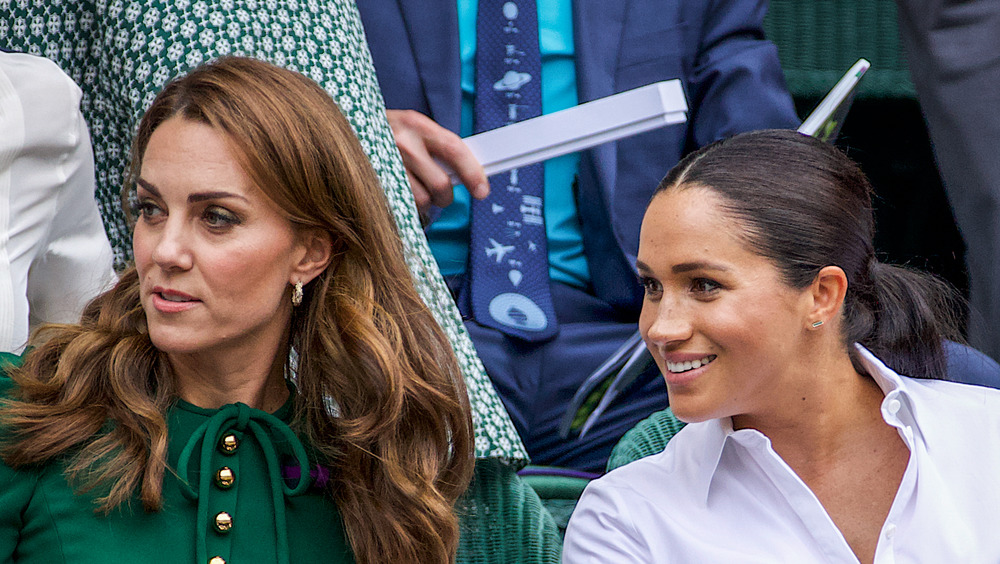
[685,0,800,147]
[20,57,117,334]
[562,479,652,563]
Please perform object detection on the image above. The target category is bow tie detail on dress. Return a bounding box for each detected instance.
[176,402,312,564]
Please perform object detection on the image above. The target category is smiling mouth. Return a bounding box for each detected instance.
[665,355,717,374]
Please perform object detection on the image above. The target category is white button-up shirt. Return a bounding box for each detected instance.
[0,52,116,352]
[564,346,1000,563]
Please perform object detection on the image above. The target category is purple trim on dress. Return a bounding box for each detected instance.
[281,464,332,490]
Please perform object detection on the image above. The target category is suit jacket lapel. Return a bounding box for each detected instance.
[397,0,462,132]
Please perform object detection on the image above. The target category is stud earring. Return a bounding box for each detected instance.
[291,280,304,307]
[811,320,824,328]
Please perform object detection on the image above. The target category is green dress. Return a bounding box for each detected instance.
[0,354,562,563]
[0,359,353,564]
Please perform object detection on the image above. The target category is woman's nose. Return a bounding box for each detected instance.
[150,220,194,271]
[641,301,693,349]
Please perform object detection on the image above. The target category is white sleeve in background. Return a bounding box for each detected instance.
[0,53,116,353]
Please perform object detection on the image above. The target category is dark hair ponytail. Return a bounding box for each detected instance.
[846,261,962,379]
[656,129,963,379]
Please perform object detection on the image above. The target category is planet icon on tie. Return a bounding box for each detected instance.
[503,2,518,20]
[489,293,548,331]
[493,70,532,92]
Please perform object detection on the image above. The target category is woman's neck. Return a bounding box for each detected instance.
[168,343,291,412]
[732,346,889,476]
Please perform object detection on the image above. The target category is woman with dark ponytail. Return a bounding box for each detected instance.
[564,129,1000,562]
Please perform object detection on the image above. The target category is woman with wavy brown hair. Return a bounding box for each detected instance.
[0,56,474,563]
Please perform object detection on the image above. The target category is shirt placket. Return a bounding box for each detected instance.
[872,391,919,564]
[735,431,861,563]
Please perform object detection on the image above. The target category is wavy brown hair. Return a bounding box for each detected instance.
[1,57,474,563]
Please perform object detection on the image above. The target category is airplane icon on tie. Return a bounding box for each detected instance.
[485,238,516,263]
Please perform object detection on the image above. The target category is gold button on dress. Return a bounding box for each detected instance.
[215,467,235,489]
[214,512,234,533]
[219,434,239,454]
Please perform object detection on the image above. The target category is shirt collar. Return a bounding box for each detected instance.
[853,344,927,448]
[691,416,732,504]
[694,344,923,503]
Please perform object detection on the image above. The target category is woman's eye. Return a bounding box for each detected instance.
[640,276,662,297]
[137,199,164,221]
[203,206,241,228]
[691,278,722,294]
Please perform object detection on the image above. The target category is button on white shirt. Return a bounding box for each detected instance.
[0,52,116,352]
[564,346,1000,563]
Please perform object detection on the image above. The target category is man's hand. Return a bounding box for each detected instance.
[386,109,490,220]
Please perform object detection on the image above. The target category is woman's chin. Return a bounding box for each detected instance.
[147,329,211,357]
[664,393,718,424]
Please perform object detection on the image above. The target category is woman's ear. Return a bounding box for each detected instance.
[291,228,334,285]
[807,265,848,329]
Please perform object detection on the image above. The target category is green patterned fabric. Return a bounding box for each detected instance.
[606,408,687,472]
[0,0,525,463]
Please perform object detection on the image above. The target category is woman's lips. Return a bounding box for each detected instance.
[660,354,717,387]
[150,287,201,314]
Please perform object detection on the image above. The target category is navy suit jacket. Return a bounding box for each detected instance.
[357,0,798,314]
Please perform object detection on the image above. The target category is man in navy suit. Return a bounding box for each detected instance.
[357,0,799,471]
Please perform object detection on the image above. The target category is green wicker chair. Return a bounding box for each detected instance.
[458,460,563,562]
[1,2,560,561]
[518,466,596,537]
[606,408,687,472]
[764,0,915,99]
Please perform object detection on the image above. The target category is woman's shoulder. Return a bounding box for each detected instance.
[903,372,1000,408]
[0,352,23,402]
[0,351,23,404]
[0,352,43,535]
[0,352,22,373]
[862,345,1000,425]
[575,420,723,515]
[564,422,723,561]
[900,374,1000,433]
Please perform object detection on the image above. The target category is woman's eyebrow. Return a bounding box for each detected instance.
[136,178,160,197]
[636,259,731,274]
[672,261,730,274]
[186,191,249,204]
[135,178,248,204]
